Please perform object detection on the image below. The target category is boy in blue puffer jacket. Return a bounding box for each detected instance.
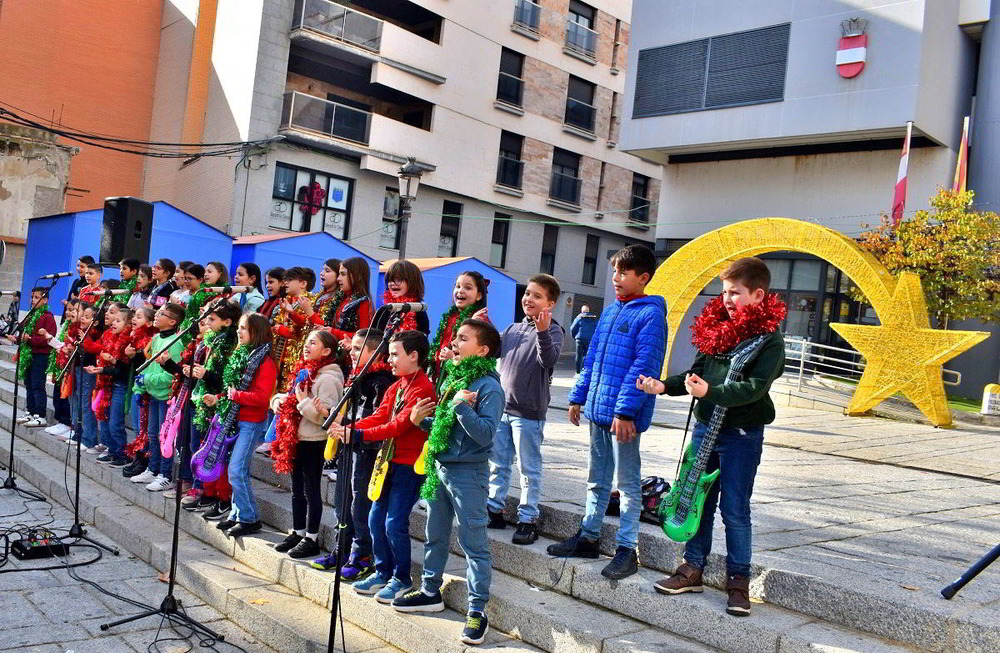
[547,245,666,580]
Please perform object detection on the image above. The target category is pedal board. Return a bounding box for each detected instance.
[11,531,69,560]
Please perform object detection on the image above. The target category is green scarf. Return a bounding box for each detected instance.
[215,343,252,423]
[427,304,478,381]
[16,308,44,382]
[45,319,71,376]
[419,355,496,500]
[192,326,238,429]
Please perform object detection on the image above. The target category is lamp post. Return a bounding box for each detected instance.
[396,157,422,259]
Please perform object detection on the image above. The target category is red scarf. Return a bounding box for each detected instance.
[382,290,422,331]
[131,324,156,353]
[345,357,391,388]
[271,354,337,475]
[56,323,80,369]
[94,329,133,421]
[690,294,787,356]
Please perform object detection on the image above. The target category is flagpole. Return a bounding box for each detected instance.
[952,115,970,193]
[891,121,913,227]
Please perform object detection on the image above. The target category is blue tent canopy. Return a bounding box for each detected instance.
[21,201,232,315]
[377,257,516,334]
[230,232,378,298]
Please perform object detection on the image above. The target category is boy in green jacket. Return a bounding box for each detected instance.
[129,303,186,491]
[638,257,786,617]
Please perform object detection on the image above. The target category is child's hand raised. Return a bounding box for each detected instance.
[312,396,333,420]
[438,347,455,362]
[38,328,50,338]
[535,309,551,332]
[453,389,477,407]
[410,397,436,425]
[684,373,709,398]
[472,308,489,322]
[636,375,665,395]
[124,345,137,357]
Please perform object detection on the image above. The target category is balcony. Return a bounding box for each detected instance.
[565,97,596,133]
[280,91,372,145]
[496,72,524,107]
[512,0,541,37]
[292,0,383,53]
[629,195,651,228]
[550,170,582,206]
[495,155,524,189]
[565,20,598,61]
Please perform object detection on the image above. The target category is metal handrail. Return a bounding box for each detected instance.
[281,91,372,145]
[293,0,383,52]
[550,170,582,204]
[565,97,596,131]
[496,71,524,106]
[565,20,597,57]
[513,0,541,32]
[783,337,961,388]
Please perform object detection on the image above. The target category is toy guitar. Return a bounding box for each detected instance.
[368,386,405,500]
[160,341,207,459]
[658,334,769,542]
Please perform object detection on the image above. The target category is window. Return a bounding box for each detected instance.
[491,213,510,268]
[497,48,525,106]
[496,131,525,188]
[569,0,595,28]
[582,234,599,284]
[512,0,541,33]
[540,225,558,275]
[633,23,790,118]
[565,76,597,132]
[270,162,352,238]
[566,0,597,58]
[439,200,462,257]
[380,187,400,250]
[550,148,582,205]
[630,173,650,224]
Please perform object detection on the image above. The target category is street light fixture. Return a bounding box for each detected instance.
[395,156,423,259]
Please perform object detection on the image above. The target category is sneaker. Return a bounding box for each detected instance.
[203,502,231,521]
[546,530,599,558]
[310,552,340,571]
[391,588,444,613]
[226,521,262,538]
[95,453,115,464]
[123,459,146,477]
[601,546,638,580]
[186,495,215,512]
[340,553,373,581]
[109,457,129,468]
[487,509,506,529]
[95,443,108,453]
[375,577,412,604]
[44,423,64,435]
[25,416,46,427]
[145,475,173,492]
[255,442,270,455]
[653,563,704,595]
[353,572,390,596]
[216,518,237,531]
[461,610,489,645]
[275,532,303,553]
[512,522,538,545]
[323,468,337,482]
[83,446,100,455]
[726,574,752,616]
[288,537,321,560]
[16,412,33,424]
[53,423,72,436]
[163,481,190,499]
[180,488,202,506]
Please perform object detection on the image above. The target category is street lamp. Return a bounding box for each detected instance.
[395,157,423,259]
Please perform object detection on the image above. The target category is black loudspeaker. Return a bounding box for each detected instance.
[101,197,153,264]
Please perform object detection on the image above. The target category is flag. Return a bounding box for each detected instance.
[952,115,969,194]
[891,121,912,226]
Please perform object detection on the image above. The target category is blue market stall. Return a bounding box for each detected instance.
[21,202,232,315]
[377,257,516,333]
[231,233,378,297]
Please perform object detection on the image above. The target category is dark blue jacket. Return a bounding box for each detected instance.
[570,312,598,343]
[568,295,666,432]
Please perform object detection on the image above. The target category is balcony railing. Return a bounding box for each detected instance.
[496,155,524,188]
[281,91,372,145]
[513,0,541,33]
[292,0,383,53]
[565,98,596,132]
[565,20,597,59]
[550,170,582,205]
[629,195,650,224]
[496,72,524,106]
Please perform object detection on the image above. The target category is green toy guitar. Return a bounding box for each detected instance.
[658,335,768,542]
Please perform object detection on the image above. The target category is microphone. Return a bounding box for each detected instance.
[0,290,20,297]
[384,302,428,314]
[40,271,75,279]
[101,288,133,296]
[204,285,251,294]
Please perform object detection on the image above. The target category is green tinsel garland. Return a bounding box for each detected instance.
[192,326,237,429]
[427,304,478,381]
[16,308,44,382]
[215,343,251,423]
[178,288,214,339]
[120,277,138,294]
[45,319,71,377]
[418,355,496,500]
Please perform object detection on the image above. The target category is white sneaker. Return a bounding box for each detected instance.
[44,424,63,435]
[55,423,72,436]
[130,469,155,483]
[255,442,270,454]
[146,475,173,492]
[83,446,100,454]
[16,412,33,424]
[95,443,108,453]
[25,416,46,427]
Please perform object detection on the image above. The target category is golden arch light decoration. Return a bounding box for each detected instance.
[647,218,989,427]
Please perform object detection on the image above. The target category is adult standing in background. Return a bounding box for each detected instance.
[569,304,597,375]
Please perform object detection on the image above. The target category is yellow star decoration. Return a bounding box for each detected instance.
[830,272,988,427]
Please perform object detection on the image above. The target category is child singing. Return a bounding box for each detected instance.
[428,271,488,385]
[378,260,429,334]
[89,309,135,467]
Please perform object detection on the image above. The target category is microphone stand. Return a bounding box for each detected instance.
[3,279,57,500]
[101,292,236,641]
[941,543,1000,599]
[53,290,120,553]
[325,307,403,653]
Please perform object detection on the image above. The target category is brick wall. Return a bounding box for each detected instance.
[594,85,614,141]
[599,161,632,215]
[522,137,554,198]
[579,155,602,210]
[522,57,568,123]
[0,243,25,295]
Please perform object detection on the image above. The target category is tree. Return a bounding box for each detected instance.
[855,189,1000,327]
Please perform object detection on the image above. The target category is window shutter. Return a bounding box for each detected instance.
[705,23,789,109]
[633,39,708,117]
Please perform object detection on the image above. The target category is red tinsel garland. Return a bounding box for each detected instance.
[345,357,390,388]
[170,338,200,397]
[125,395,150,458]
[271,353,337,475]
[55,324,80,369]
[690,293,787,357]
[94,329,134,421]
[382,289,421,331]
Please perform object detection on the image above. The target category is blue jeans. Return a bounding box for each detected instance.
[228,420,266,524]
[76,369,99,447]
[52,380,71,426]
[488,413,545,523]
[97,383,127,458]
[422,461,491,612]
[683,421,765,578]
[369,462,422,583]
[146,398,172,477]
[580,422,643,549]
[575,340,590,374]
[350,447,378,558]
[129,392,141,436]
[25,353,48,417]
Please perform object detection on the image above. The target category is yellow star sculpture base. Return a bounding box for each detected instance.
[830,272,988,427]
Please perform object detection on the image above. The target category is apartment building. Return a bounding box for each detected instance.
[621,0,999,395]
[139,0,662,320]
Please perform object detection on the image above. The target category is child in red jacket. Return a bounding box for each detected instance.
[330,330,434,604]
